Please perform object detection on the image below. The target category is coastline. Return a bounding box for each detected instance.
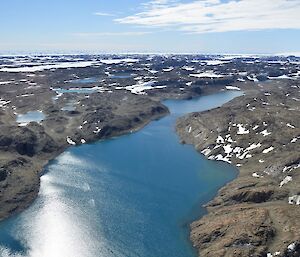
[0,94,169,222]
[0,89,243,257]
[0,82,229,223]
[0,76,299,256]
[176,80,300,256]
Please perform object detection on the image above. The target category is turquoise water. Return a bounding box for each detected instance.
[0,91,241,257]
[109,73,132,79]
[16,111,45,125]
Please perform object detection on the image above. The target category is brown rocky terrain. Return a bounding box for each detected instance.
[0,90,168,221]
[176,80,300,257]
[0,54,300,256]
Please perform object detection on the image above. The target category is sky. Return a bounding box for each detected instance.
[0,0,300,54]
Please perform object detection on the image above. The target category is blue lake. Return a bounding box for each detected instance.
[16,111,45,125]
[109,73,132,79]
[0,91,242,257]
[54,88,97,94]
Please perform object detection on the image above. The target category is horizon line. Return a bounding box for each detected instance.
[1,52,300,57]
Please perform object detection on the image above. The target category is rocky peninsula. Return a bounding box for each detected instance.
[0,90,168,220]
[177,80,300,257]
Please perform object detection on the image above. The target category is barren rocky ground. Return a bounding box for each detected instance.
[177,80,300,257]
[0,54,299,256]
[0,89,168,220]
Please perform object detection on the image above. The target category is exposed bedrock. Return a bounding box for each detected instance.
[0,124,59,157]
[0,91,169,221]
[176,81,300,257]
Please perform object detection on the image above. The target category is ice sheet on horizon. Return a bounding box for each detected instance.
[100,58,139,64]
[0,61,96,73]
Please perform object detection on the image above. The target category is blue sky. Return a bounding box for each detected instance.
[1,0,300,54]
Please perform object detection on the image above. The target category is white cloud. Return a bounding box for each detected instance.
[93,12,114,16]
[71,32,152,37]
[142,0,178,6]
[116,0,300,33]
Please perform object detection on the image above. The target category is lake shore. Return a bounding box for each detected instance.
[1,80,299,257]
[176,80,300,257]
[0,91,169,222]
[1,80,299,256]
[1,54,299,257]
[0,89,242,257]
[0,70,231,223]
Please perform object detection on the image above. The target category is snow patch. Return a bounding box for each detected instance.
[246,143,261,151]
[204,60,230,66]
[190,71,224,78]
[215,154,231,164]
[117,81,166,95]
[288,242,297,252]
[252,172,261,178]
[216,136,225,144]
[260,129,271,136]
[286,123,295,129]
[162,67,174,72]
[0,81,12,85]
[237,124,249,135]
[182,66,195,71]
[223,144,233,154]
[226,86,241,91]
[262,146,274,154]
[288,195,300,205]
[66,137,76,145]
[280,176,292,187]
[291,138,298,143]
[201,148,211,156]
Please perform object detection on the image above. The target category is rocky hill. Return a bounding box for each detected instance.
[176,80,300,257]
